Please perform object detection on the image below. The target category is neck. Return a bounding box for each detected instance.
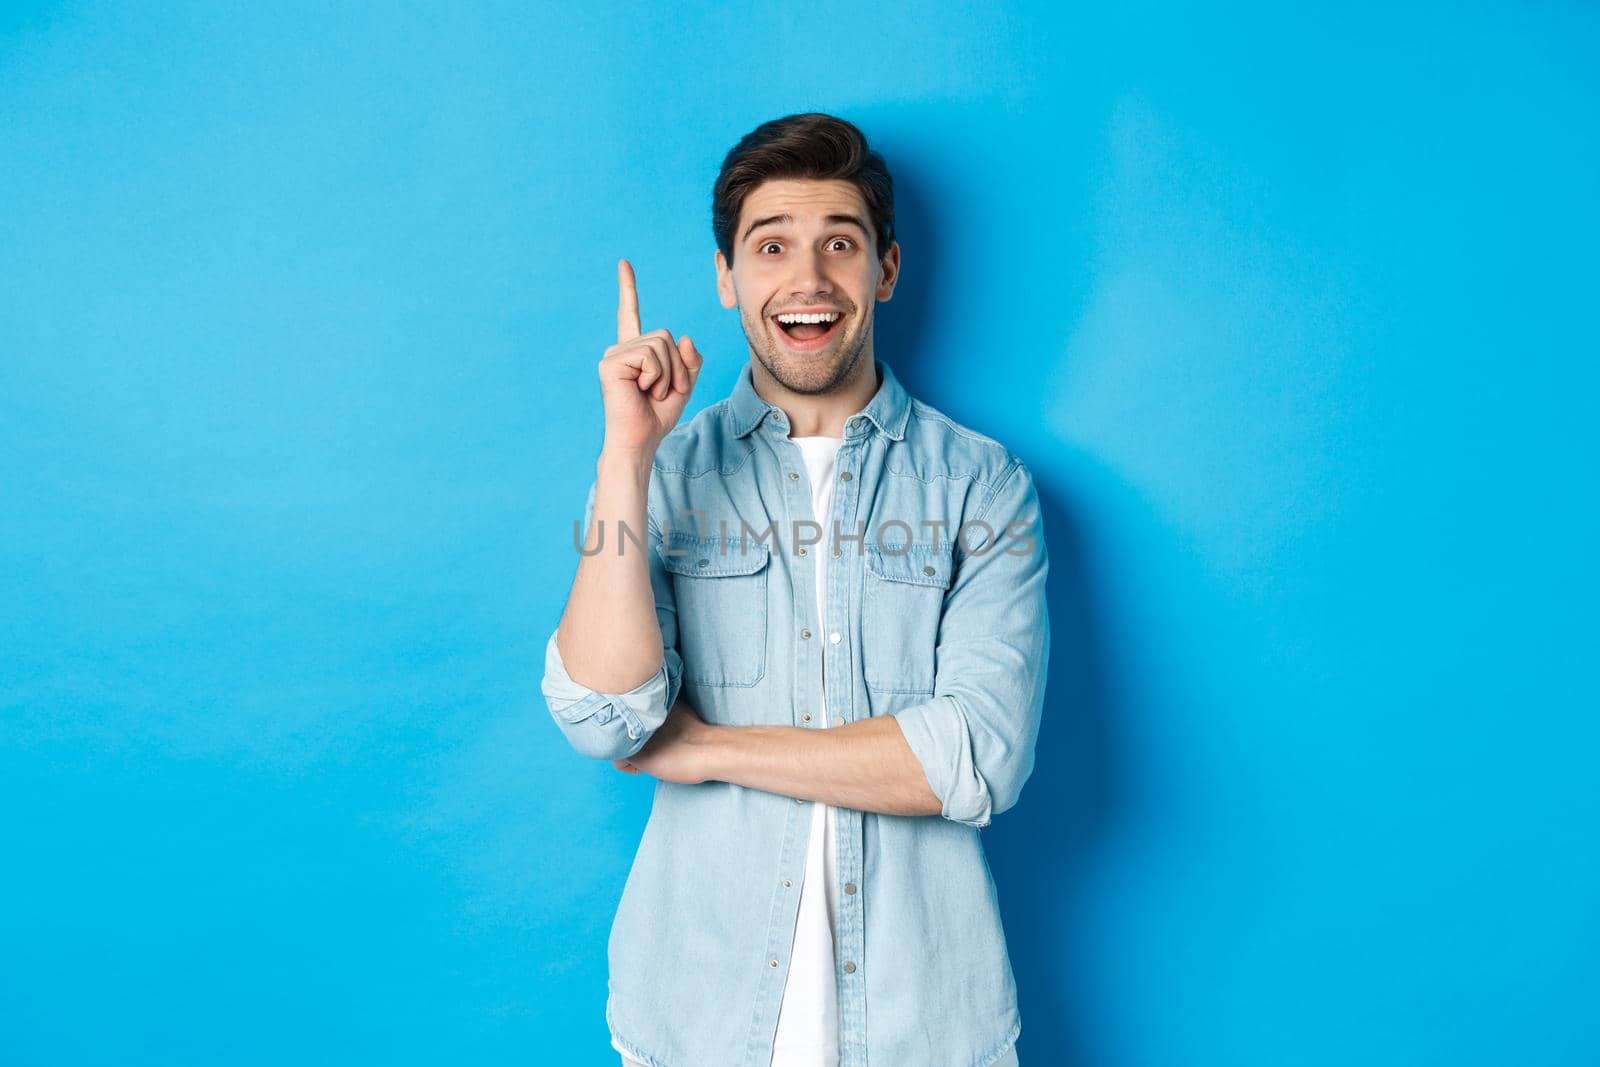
[751,353,880,438]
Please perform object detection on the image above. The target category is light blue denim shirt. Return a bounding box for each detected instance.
[542,356,1050,1067]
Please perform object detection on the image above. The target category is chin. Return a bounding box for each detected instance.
[766,337,866,395]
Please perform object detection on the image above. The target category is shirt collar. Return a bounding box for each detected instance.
[728,357,911,442]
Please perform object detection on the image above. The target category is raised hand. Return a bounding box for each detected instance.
[598,258,705,458]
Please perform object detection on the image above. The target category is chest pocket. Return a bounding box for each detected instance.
[661,533,771,688]
[861,542,954,694]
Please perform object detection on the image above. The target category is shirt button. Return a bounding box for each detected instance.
[795,797,804,804]
[789,471,800,480]
[831,547,841,558]
[840,471,852,481]
[797,546,807,556]
[922,565,935,576]
[698,558,711,568]
[801,712,812,722]
[829,632,841,644]
[842,961,856,974]
[770,958,779,967]
[800,628,811,639]
[832,715,845,726]
[844,882,856,895]
[783,879,792,888]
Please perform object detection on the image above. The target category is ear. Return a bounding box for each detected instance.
[715,249,738,309]
[875,240,901,302]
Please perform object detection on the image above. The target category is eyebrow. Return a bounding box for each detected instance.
[741,213,870,244]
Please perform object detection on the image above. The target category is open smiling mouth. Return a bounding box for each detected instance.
[772,311,844,351]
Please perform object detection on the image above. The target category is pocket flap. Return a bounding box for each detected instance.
[661,533,772,578]
[865,542,954,589]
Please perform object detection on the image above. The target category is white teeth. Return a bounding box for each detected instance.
[775,312,841,324]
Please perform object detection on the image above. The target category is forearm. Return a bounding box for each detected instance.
[702,715,942,817]
[556,450,663,692]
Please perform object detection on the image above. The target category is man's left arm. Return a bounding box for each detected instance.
[625,457,1050,828]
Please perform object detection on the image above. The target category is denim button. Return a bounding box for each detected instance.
[923,565,935,576]
[797,547,807,556]
[789,471,800,480]
[800,628,811,639]
[801,712,812,722]
[832,715,845,726]
[782,879,792,888]
[829,632,841,644]
[769,958,779,967]
[844,882,856,895]
[842,961,856,974]
[840,471,852,481]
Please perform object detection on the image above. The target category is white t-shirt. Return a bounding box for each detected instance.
[769,434,845,1065]
[619,434,1019,1067]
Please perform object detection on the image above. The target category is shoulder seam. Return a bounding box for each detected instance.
[973,455,1025,528]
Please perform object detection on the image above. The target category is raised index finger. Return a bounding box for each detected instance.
[617,258,641,343]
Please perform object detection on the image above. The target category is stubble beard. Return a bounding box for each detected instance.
[742,305,873,397]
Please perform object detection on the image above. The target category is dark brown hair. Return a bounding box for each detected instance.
[712,112,895,266]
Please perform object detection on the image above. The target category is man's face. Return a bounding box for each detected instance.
[716,178,900,396]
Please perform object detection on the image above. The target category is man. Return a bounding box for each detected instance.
[542,112,1048,1067]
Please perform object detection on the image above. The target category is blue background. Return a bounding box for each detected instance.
[3,2,1596,1064]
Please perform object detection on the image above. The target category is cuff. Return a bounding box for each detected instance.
[541,630,680,760]
[892,695,993,828]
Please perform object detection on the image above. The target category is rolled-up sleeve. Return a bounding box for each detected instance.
[540,473,683,762]
[542,629,683,761]
[892,457,1050,828]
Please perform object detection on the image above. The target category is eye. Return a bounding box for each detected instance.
[759,241,782,255]
[828,237,856,252]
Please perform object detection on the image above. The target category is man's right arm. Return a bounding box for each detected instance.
[539,258,703,763]
[542,451,682,762]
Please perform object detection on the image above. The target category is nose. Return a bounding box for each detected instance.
[789,245,832,301]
